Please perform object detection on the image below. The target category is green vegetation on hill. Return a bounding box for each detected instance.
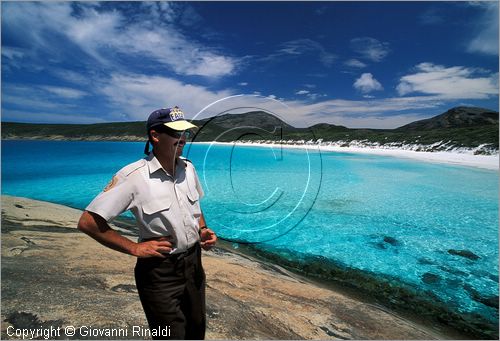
[2,106,498,151]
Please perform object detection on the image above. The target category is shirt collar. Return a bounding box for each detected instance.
[146,153,186,176]
[146,153,163,175]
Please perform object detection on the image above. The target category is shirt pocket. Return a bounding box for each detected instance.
[142,197,173,215]
[186,189,199,204]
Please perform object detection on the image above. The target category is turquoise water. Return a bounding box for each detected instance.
[2,140,498,326]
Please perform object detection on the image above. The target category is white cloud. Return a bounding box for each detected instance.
[238,82,248,86]
[396,62,498,99]
[466,1,499,56]
[1,46,25,60]
[2,84,85,110]
[350,37,390,62]
[306,93,327,101]
[344,59,367,68]
[98,73,234,121]
[296,90,310,95]
[39,86,88,99]
[52,69,92,86]
[283,96,445,128]
[353,73,383,93]
[2,2,237,78]
[264,39,336,67]
[193,93,446,129]
[295,89,327,101]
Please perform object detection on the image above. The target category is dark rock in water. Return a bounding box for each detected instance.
[417,257,435,265]
[463,284,499,309]
[447,249,480,261]
[445,278,463,289]
[422,272,441,284]
[14,204,24,209]
[471,269,499,283]
[438,265,468,277]
[383,236,399,246]
[369,241,387,250]
[479,296,499,309]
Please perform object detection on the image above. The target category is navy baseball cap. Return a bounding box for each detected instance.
[146,106,197,132]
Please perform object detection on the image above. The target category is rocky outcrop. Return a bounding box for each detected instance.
[1,196,463,339]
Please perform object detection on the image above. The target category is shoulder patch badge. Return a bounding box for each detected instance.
[103,176,118,192]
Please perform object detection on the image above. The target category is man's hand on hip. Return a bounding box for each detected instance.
[133,240,173,258]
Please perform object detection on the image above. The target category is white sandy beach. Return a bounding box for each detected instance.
[198,141,499,170]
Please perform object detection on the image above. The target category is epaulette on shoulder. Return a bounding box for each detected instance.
[120,159,147,177]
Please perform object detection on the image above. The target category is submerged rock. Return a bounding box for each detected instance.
[417,257,435,265]
[447,249,480,260]
[383,236,399,246]
[422,272,441,285]
[463,284,499,309]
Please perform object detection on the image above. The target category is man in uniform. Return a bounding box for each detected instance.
[78,106,217,340]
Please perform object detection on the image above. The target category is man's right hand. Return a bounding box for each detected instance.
[133,240,173,258]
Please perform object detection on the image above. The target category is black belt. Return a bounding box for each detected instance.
[141,236,199,257]
[172,243,198,257]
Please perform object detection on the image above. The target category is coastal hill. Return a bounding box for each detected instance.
[397,106,499,130]
[2,106,498,151]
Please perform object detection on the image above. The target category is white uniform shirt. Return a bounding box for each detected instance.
[86,153,204,254]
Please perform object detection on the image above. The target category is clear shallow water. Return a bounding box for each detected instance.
[2,140,498,324]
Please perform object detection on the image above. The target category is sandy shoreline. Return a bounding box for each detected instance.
[1,195,469,340]
[196,141,499,170]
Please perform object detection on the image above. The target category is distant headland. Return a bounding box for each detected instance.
[2,106,498,154]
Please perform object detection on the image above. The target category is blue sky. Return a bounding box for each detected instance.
[2,1,498,128]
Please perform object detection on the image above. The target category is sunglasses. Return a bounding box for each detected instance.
[162,128,193,139]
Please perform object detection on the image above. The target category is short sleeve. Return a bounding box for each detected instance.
[86,172,134,222]
[191,164,205,199]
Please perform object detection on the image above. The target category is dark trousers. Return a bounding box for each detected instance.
[135,243,206,340]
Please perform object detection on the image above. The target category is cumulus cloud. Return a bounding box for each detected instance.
[350,37,390,62]
[396,62,498,99]
[353,73,383,93]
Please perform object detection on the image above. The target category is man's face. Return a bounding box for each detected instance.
[151,127,189,161]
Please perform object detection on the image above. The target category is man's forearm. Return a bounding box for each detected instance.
[78,211,138,256]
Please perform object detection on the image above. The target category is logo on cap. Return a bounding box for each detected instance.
[169,106,184,121]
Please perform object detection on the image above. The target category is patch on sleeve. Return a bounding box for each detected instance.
[103,175,118,192]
